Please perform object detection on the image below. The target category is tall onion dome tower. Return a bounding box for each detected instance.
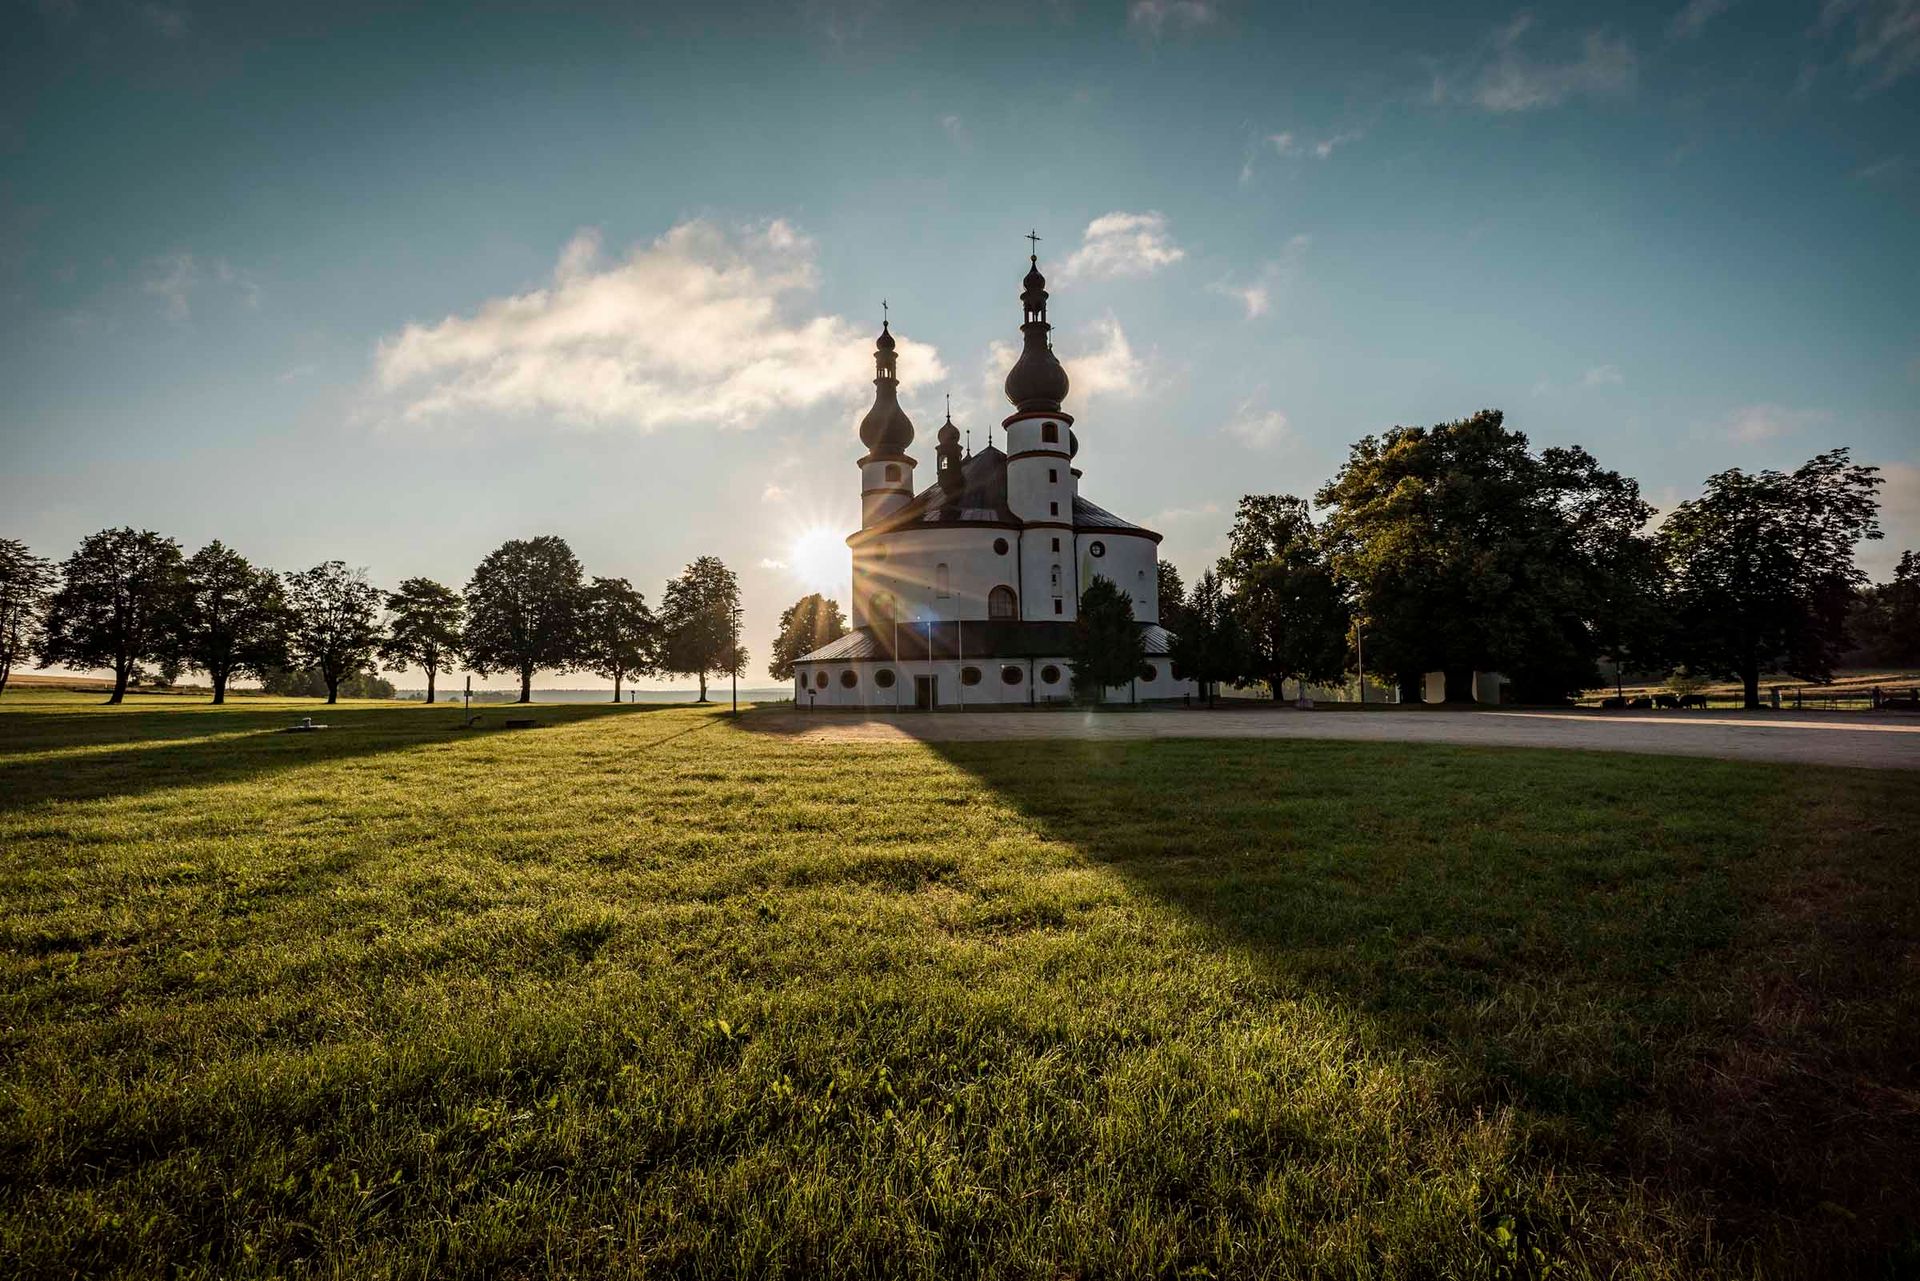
[858,314,917,527]
[1001,245,1079,620]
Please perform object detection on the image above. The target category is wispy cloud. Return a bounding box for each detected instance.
[1061,211,1185,280]
[761,483,791,504]
[1582,364,1623,387]
[374,219,946,433]
[1065,313,1149,399]
[1249,129,1363,179]
[140,4,188,39]
[1208,234,1309,320]
[1718,403,1832,443]
[1853,154,1904,180]
[1820,0,1920,93]
[939,113,969,150]
[1668,0,1734,40]
[1223,396,1291,449]
[1128,0,1216,40]
[141,250,258,322]
[1472,15,1636,112]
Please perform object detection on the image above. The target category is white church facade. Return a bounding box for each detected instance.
[792,251,1197,708]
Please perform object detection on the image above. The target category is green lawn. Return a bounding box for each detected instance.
[2,692,1915,1278]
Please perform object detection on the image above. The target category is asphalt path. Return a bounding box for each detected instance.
[745,706,1920,771]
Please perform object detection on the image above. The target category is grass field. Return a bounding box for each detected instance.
[2,691,1916,1278]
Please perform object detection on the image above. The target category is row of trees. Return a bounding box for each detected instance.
[1154,413,1896,709]
[0,531,748,704]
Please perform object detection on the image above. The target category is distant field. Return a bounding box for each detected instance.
[1,690,1915,1278]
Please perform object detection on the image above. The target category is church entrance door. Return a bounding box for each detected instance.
[914,675,937,710]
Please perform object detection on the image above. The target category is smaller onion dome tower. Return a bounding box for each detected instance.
[935,398,964,501]
[858,309,916,527]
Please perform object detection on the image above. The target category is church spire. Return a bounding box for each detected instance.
[858,305,914,458]
[1003,239,1070,413]
[936,397,963,497]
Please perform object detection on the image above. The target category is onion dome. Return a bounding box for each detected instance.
[936,400,964,495]
[1003,254,1070,412]
[858,317,915,455]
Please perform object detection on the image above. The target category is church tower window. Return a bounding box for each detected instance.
[988,586,1017,619]
[1042,422,1058,443]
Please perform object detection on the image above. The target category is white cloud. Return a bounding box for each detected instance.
[939,114,969,149]
[1224,398,1291,449]
[758,557,788,570]
[1128,0,1215,40]
[1822,0,1920,93]
[1065,313,1148,400]
[1473,15,1636,112]
[1668,0,1734,40]
[761,483,791,504]
[1061,211,1185,281]
[1266,129,1361,159]
[1208,235,1309,321]
[1719,403,1832,443]
[143,251,196,322]
[1582,364,1623,386]
[373,219,945,433]
[1863,459,1918,579]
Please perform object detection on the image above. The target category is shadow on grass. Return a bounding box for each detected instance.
[852,728,1919,1274]
[0,701,673,815]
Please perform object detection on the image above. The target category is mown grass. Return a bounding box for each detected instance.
[1,691,1915,1278]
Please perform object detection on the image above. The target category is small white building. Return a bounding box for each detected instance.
[793,252,1195,708]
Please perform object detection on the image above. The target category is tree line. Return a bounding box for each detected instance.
[760,412,1906,711]
[0,532,746,705]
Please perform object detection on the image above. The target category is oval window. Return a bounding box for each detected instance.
[1040,664,1061,684]
[960,666,982,687]
[839,670,858,689]
[1170,662,1184,681]
[993,537,1009,556]
[1088,540,1106,558]
[874,668,895,689]
[814,671,828,689]
[1140,664,1158,682]
[1001,665,1024,685]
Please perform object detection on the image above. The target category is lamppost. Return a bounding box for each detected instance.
[729,601,741,716]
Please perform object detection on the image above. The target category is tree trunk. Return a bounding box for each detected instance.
[1270,678,1283,701]
[1398,674,1422,705]
[612,671,623,704]
[519,666,533,704]
[697,672,708,702]
[325,669,340,704]
[1444,668,1476,704]
[425,669,436,705]
[212,670,227,705]
[108,659,130,705]
[1742,660,1761,710]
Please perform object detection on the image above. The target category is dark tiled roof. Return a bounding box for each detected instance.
[797,622,1178,664]
[853,447,1161,543]
[1073,495,1159,540]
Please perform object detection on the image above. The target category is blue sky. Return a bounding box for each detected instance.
[3,0,1915,688]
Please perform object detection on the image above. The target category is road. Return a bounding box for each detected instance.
[744,706,1920,771]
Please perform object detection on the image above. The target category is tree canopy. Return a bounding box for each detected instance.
[379,577,465,705]
[1846,551,1919,668]
[463,536,587,704]
[1217,495,1349,701]
[1068,574,1146,702]
[660,556,744,702]
[0,538,56,698]
[282,561,384,705]
[1155,560,1187,635]
[581,576,658,703]
[1660,448,1881,707]
[768,594,848,681]
[180,541,289,704]
[1168,568,1245,705]
[38,527,186,704]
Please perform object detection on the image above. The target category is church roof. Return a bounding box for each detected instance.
[850,447,1162,543]
[796,621,1180,665]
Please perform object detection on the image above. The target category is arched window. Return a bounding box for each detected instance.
[988,586,1017,619]
[884,464,900,482]
[1042,422,1058,443]
[936,563,950,598]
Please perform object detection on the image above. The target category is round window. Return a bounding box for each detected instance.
[813,671,828,689]
[960,666,982,687]
[1170,662,1184,681]
[1040,664,1061,684]
[839,670,858,689]
[874,668,895,689]
[993,537,1009,556]
[1140,664,1158,682]
[1001,665,1024,685]
[1088,540,1106,558]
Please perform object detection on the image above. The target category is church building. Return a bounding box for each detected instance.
[792,251,1197,708]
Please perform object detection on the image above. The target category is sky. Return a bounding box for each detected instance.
[2,0,1916,690]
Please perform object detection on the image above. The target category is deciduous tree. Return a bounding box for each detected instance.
[768,593,847,681]
[1217,495,1349,701]
[179,541,289,704]
[1169,569,1245,705]
[581,575,658,703]
[660,556,744,703]
[1068,574,1146,703]
[283,561,384,705]
[1155,559,1187,634]
[1660,449,1881,708]
[38,527,185,704]
[1845,551,1920,667]
[379,577,465,705]
[0,538,55,698]
[463,536,587,704]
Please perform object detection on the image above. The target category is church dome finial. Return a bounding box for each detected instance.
[858,302,914,454]
[1004,238,1070,412]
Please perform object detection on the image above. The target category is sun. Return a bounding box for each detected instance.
[785,525,848,596]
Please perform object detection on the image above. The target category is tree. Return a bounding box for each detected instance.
[582,576,658,703]
[0,538,55,698]
[1844,551,1920,667]
[1155,559,1187,634]
[179,541,289,704]
[258,665,395,700]
[1660,449,1881,708]
[1315,410,1653,704]
[1169,569,1245,705]
[1217,495,1350,701]
[463,536,587,704]
[282,562,384,704]
[379,577,465,705]
[768,593,848,681]
[39,527,185,704]
[1068,574,1146,703]
[660,556,744,702]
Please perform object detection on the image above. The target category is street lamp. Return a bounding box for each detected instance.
[729,601,741,716]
